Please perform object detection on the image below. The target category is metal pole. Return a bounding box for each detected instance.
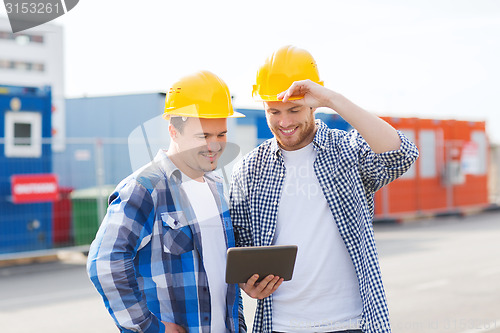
[445,142,454,212]
[381,185,389,218]
[95,138,106,223]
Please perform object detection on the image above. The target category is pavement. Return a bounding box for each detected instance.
[1,210,499,333]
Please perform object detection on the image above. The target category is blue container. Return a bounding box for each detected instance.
[0,85,53,253]
[55,93,166,190]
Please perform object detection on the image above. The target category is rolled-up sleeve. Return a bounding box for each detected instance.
[87,181,164,333]
[357,130,419,193]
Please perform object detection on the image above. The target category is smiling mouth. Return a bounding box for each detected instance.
[200,152,219,162]
[279,127,298,136]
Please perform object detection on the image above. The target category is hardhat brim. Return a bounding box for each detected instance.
[163,107,245,120]
[252,81,324,102]
[252,93,305,102]
[229,111,246,118]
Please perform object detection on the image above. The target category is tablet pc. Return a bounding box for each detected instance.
[225,245,298,284]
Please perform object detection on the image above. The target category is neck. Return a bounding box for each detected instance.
[166,147,205,182]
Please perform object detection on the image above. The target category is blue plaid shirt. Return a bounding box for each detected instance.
[230,120,419,333]
[88,150,245,333]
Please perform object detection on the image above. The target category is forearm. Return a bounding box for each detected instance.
[88,252,162,332]
[88,181,162,332]
[326,92,401,154]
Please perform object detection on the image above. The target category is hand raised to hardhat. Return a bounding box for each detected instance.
[277,79,338,110]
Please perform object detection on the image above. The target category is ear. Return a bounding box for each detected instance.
[169,124,179,142]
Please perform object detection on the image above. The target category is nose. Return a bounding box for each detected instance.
[207,140,223,152]
[279,114,294,128]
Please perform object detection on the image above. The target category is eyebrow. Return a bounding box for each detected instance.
[194,130,228,136]
[268,105,302,112]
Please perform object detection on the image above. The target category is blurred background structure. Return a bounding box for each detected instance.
[1,2,500,331]
[1,84,498,254]
[1,0,500,254]
[0,18,65,151]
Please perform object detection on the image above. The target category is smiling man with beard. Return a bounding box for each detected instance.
[87,71,258,333]
[230,46,419,333]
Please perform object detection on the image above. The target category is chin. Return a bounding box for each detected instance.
[277,138,299,149]
[202,163,218,173]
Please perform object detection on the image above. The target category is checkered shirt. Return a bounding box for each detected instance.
[88,150,246,333]
[230,120,419,333]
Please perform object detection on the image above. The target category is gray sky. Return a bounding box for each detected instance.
[7,0,500,142]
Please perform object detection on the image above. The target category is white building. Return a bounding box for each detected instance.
[0,16,65,151]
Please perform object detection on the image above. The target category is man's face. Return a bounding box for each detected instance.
[264,101,316,151]
[170,117,227,178]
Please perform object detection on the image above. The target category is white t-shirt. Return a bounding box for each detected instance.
[182,175,228,332]
[272,143,362,332]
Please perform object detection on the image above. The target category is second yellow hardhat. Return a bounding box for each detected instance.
[252,45,324,101]
[163,70,245,119]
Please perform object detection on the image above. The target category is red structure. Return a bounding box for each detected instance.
[52,187,73,244]
[374,117,489,220]
[11,173,58,204]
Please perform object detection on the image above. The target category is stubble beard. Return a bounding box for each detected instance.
[273,118,316,151]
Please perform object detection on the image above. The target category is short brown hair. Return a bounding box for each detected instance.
[169,116,188,133]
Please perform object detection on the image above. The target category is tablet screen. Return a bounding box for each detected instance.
[225,245,298,284]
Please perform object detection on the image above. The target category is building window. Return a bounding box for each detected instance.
[32,63,45,71]
[4,111,42,158]
[0,30,44,44]
[419,130,437,178]
[0,59,45,72]
[31,35,44,43]
[466,131,488,175]
[14,123,33,146]
[14,61,29,71]
[0,30,14,40]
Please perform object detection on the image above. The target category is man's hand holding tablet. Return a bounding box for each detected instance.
[239,274,284,299]
[225,245,298,299]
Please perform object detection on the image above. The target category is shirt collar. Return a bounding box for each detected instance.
[154,150,182,183]
[270,119,330,158]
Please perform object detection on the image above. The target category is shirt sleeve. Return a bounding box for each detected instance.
[238,289,247,333]
[355,130,419,193]
[229,160,254,248]
[87,180,165,333]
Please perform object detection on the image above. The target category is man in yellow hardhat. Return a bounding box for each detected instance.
[230,46,419,333]
[88,71,256,333]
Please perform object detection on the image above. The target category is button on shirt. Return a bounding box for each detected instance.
[230,120,419,333]
[87,150,244,333]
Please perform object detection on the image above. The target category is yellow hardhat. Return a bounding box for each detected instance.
[163,70,245,119]
[252,45,324,101]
